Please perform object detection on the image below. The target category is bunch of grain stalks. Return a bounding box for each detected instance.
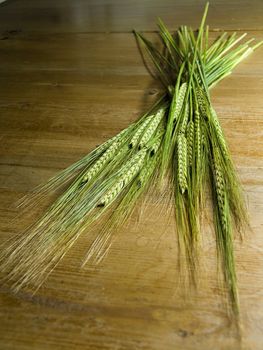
[0,3,261,317]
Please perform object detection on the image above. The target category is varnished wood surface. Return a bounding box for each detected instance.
[0,0,263,32]
[0,1,263,349]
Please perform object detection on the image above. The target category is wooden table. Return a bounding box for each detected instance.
[0,1,262,349]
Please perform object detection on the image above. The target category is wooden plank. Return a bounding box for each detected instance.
[0,0,263,33]
[0,4,263,350]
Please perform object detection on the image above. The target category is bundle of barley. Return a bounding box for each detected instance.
[0,3,261,317]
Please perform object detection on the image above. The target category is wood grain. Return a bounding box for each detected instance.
[0,1,263,350]
[0,0,263,32]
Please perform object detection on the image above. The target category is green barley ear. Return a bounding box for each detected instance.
[98,148,147,207]
[210,107,228,156]
[186,121,194,166]
[177,134,188,194]
[179,102,189,134]
[138,107,166,149]
[196,87,208,118]
[171,82,188,122]
[212,148,239,315]
[160,82,188,179]
[194,109,201,165]
[80,138,125,185]
[208,107,248,232]
[129,115,154,148]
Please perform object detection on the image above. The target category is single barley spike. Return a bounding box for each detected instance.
[194,109,201,163]
[98,149,147,207]
[80,138,123,185]
[160,82,187,178]
[180,102,189,134]
[129,115,155,148]
[139,107,165,149]
[211,108,228,156]
[213,149,238,313]
[214,153,227,230]
[196,87,207,118]
[171,82,187,122]
[79,123,136,186]
[186,120,194,166]
[178,134,188,194]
